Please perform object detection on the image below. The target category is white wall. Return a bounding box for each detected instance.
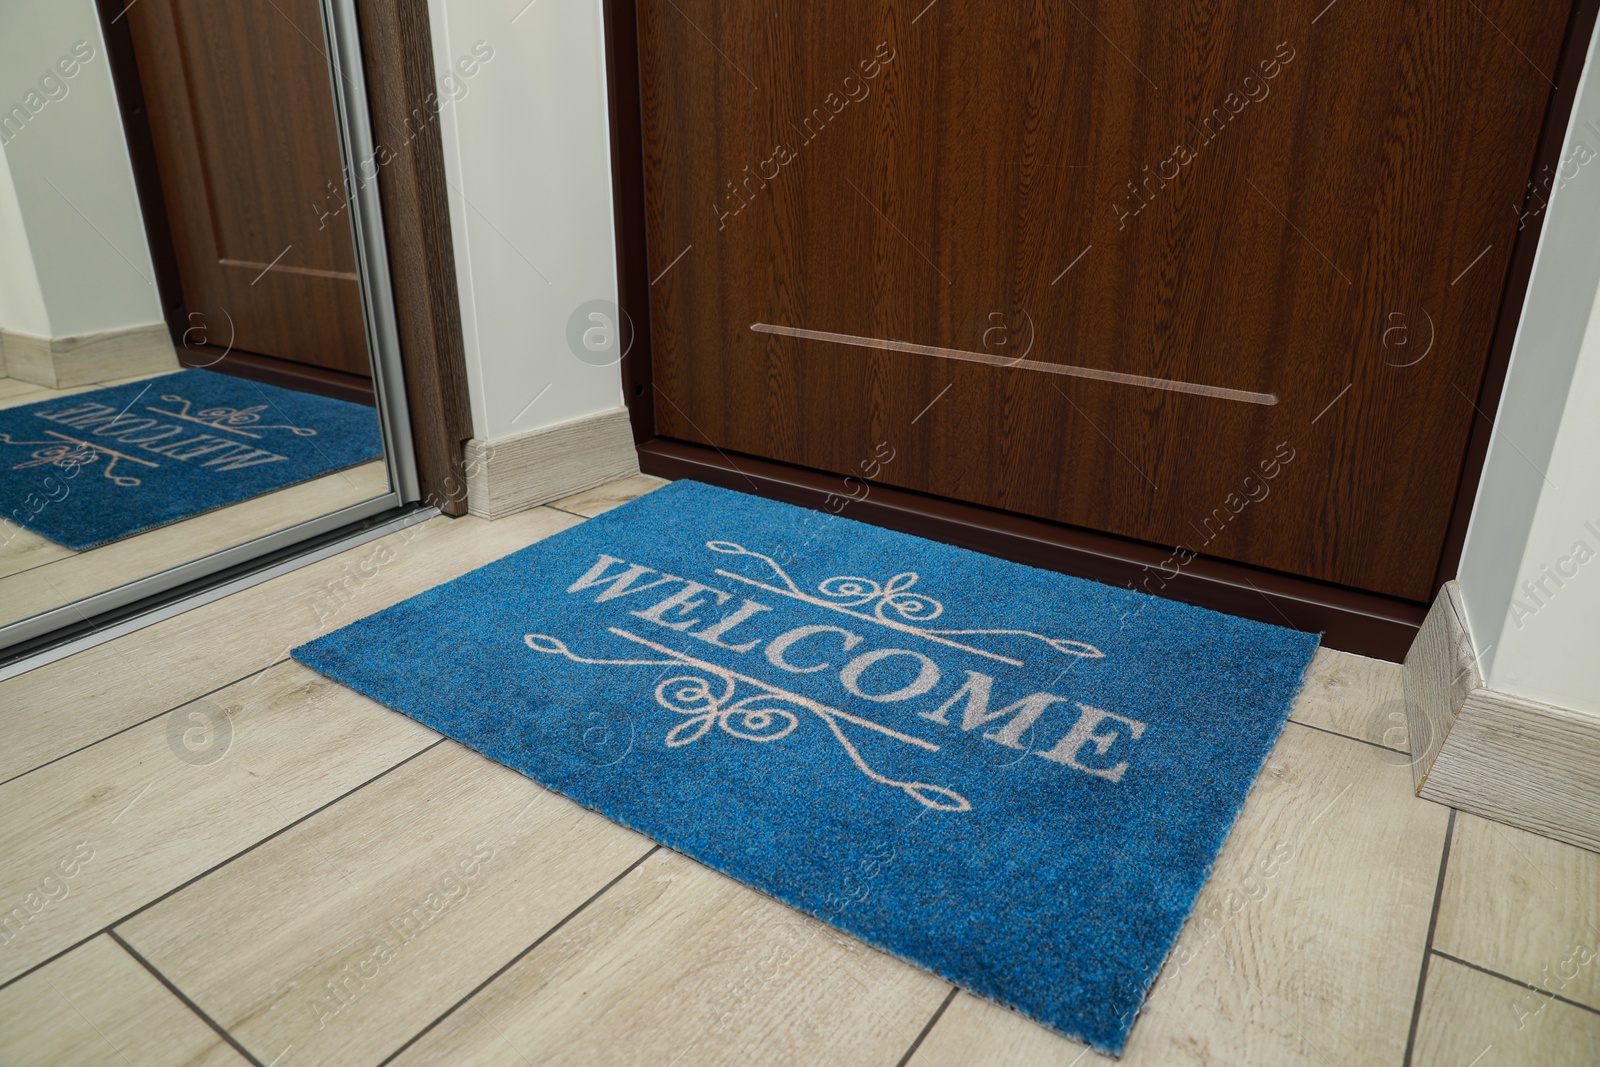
[0,0,162,340]
[426,0,625,441]
[1458,26,1600,715]
[0,142,50,338]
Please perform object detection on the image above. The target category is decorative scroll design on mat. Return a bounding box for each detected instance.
[705,541,1104,666]
[1,432,155,486]
[524,627,971,812]
[145,397,315,438]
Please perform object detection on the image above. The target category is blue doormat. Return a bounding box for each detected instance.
[0,369,383,549]
[292,480,1318,1055]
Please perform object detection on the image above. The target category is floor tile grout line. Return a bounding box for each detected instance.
[0,737,447,996]
[106,929,268,1067]
[1402,807,1457,1067]
[0,542,79,582]
[376,844,663,1066]
[0,500,511,740]
[0,658,289,790]
[1283,717,1410,756]
[894,984,959,1067]
[541,503,596,520]
[1430,949,1600,1019]
[0,454,389,585]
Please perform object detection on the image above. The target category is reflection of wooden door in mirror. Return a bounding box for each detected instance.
[639,2,1572,602]
[126,0,368,376]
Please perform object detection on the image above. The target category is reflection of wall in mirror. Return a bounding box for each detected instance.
[0,0,177,389]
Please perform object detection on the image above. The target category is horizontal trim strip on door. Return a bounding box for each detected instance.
[750,323,1279,406]
[217,258,360,283]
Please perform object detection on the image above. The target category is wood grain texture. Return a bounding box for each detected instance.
[1430,0,1600,596]
[0,526,72,581]
[1288,645,1409,751]
[1403,580,1477,790]
[0,935,246,1067]
[638,438,1426,660]
[465,407,640,519]
[352,0,474,515]
[118,742,655,1066]
[3,474,1591,1063]
[0,660,436,985]
[0,371,175,412]
[0,461,389,627]
[908,723,1449,1066]
[1403,579,1600,854]
[602,0,657,447]
[0,378,45,402]
[1434,812,1600,1012]
[0,326,179,390]
[190,348,378,406]
[639,0,1572,600]
[125,0,370,374]
[1420,687,1600,854]
[548,472,669,518]
[1411,955,1600,1067]
[391,848,952,1067]
[0,507,578,784]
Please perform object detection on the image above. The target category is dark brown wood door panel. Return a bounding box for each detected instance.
[640,1,1569,601]
[127,0,369,375]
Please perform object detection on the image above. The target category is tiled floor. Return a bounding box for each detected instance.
[0,474,1595,1066]
[0,373,390,626]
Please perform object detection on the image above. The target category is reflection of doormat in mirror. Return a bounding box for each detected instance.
[0,369,383,550]
[292,480,1318,1055]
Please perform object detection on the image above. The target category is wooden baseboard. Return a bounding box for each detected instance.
[2,325,180,389]
[1403,580,1600,853]
[1401,583,1478,791]
[465,407,639,519]
[637,437,1427,660]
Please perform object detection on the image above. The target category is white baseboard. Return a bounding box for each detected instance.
[1403,580,1600,853]
[2,324,180,389]
[464,406,639,520]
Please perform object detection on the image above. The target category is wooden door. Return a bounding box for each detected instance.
[126,0,368,376]
[638,2,1572,601]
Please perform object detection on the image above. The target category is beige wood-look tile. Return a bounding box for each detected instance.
[392,848,951,1067]
[0,370,178,411]
[548,473,669,517]
[1411,955,1600,1067]
[0,461,391,627]
[0,934,245,1066]
[1434,812,1600,1012]
[0,377,48,402]
[0,381,55,410]
[1287,646,1409,751]
[908,723,1449,1067]
[0,660,436,984]
[0,506,579,783]
[118,741,654,1067]
[0,523,73,581]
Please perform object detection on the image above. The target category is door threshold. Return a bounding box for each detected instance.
[636,437,1426,661]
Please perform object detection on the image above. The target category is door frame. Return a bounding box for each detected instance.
[599,0,1600,661]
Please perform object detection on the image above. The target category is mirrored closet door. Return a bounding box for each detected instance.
[0,0,417,659]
